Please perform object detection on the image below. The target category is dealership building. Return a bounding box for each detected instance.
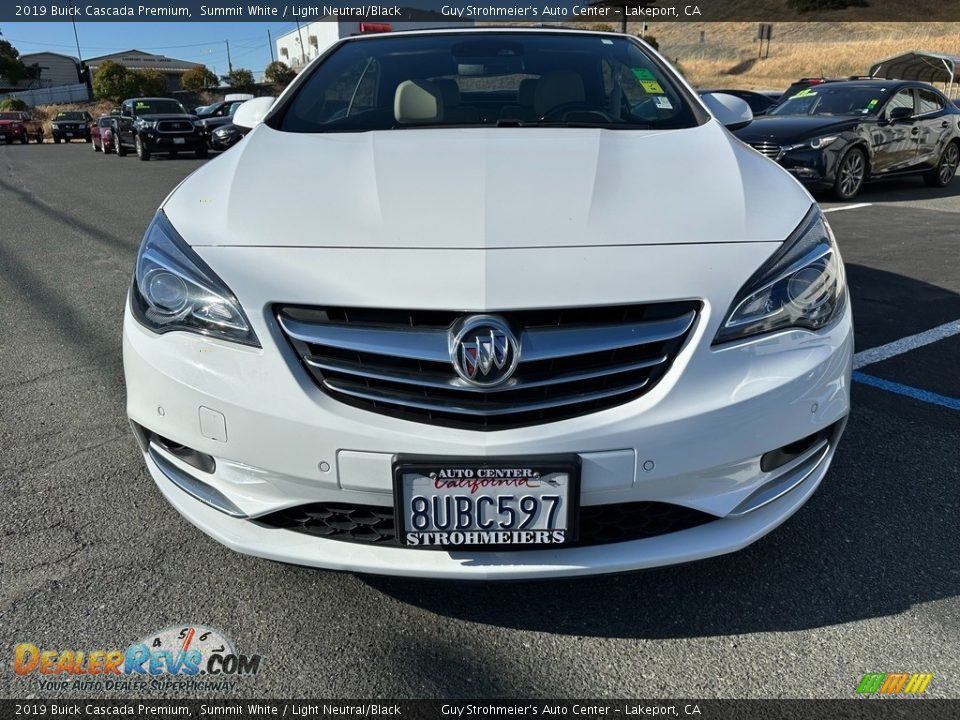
[82,50,204,91]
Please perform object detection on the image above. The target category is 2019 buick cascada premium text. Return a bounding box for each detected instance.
[123,29,852,579]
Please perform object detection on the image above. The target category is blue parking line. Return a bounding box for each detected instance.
[852,371,960,411]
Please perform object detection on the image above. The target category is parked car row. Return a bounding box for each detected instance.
[83,96,260,159]
[1,96,256,156]
[709,77,960,199]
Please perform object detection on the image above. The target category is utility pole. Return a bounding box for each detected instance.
[71,19,82,61]
[296,21,307,65]
[267,29,275,63]
[225,39,233,74]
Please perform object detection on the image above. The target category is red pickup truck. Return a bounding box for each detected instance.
[0,111,44,144]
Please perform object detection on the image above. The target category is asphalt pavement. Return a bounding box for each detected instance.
[0,143,957,699]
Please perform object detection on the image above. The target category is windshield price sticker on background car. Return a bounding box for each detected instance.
[394,458,580,548]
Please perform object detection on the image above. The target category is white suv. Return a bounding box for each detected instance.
[123,29,852,579]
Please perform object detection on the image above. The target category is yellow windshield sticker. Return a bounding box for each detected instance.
[790,88,818,99]
[641,80,664,94]
[867,98,878,108]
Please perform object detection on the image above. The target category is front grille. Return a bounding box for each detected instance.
[277,302,700,430]
[255,501,717,548]
[157,120,193,133]
[749,141,782,159]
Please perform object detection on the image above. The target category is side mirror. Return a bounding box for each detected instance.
[232,97,276,130]
[701,92,753,131]
[887,106,914,123]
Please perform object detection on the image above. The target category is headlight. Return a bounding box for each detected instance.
[713,205,846,345]
[785,135,839,151]
[137,119,158,130]
[51,123,61,129]
[130,212,260,347]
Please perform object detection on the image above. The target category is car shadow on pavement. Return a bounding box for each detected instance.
[361,266,960,640]
[815,175,960,205]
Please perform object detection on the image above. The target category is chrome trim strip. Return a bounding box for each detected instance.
[322,377,650,416]
[727,440,830,517]
[306,354,669,393]
[519,311,696,361]
[282,310,694,365]
[279,315,450,363]
[147,443,247,519]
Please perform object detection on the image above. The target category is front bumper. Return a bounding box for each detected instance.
[142,132,205,152]
[123,255,853,578]
[52,128,90,140]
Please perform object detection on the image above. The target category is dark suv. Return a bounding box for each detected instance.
[51,111,92,143]
[115,97,207,161]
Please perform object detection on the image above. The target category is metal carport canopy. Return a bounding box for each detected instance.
[869,50,960,95]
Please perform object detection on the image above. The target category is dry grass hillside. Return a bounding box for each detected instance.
[641,22,960,90]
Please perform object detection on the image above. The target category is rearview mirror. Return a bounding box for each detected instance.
[700,92,753,131]
[232,97,276,130]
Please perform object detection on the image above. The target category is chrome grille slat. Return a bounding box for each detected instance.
[277,302,700,430]
[749,141,782,159]
[282,312,693,364]
[520,312,695,361]
[306,354,670,392]
[323,378,651,416]
[280,316,449,363]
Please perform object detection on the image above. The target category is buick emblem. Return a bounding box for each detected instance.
[449,315,520,388]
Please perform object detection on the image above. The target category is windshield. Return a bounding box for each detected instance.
[769,86,889,116]
[277,32,701,132]
[55,112,86,120]
[0,112,24,120]
[132,99,187,115]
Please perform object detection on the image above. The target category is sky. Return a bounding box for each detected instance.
[0,22,304,79]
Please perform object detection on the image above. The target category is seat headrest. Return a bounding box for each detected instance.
[394,80,443,124]
[433,78,462,108]
[533,72,585,116]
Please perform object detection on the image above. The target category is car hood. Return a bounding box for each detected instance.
[0,120,22,126]
[735,115,860,143]
[163,120,812,249]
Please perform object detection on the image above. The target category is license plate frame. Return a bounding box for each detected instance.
[393,454,580,549]
[173,137,186,145]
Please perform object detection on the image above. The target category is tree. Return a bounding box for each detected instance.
[0,39,37,85]
[133,69,167,96]
[92,60,139,102]
[264,61,296,87]
[181,65,218,91]
[223,68,255,90]
[0,97,28,111]
[641,34,660,50]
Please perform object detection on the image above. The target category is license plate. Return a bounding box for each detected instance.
[65,133,73,137]
[394,455,579,548]
[173,137,185,144]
